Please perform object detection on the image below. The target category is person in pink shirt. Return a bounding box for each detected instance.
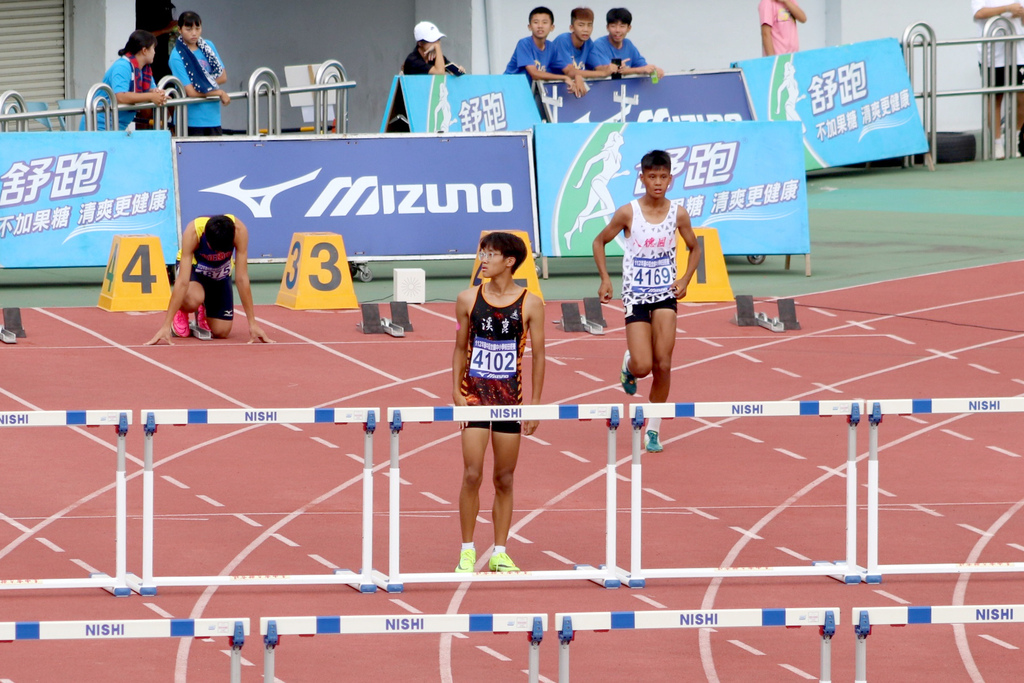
[759,0,806,56]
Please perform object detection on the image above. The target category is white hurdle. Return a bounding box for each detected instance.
[852,604,1024,682]
[864,397,1024,583]
[0,617,249,682]
[556,607,838,683]
[378,404,624,591]
[626,400,864,586]
[134,407,379,595]
[260,612,545,683]
[0,409,132,595]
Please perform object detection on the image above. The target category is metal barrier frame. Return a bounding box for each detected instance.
[378,404,624,592]
[261,613,544,683]
[0,409,132,594]
[864,397,1024,582]
[625,400,865,587]
[556,608,838,683]
[134,407,379,595]
[0,617,248,682]
[852,604,1024,683]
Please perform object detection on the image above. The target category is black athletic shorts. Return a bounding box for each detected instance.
[979,64,1024,87]
[624,297,678,325]
[464,421,522,434]
[189,269,234,321]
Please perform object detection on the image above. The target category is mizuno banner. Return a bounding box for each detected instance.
[535,121,809,258]
[735,38,929,170]
[382,75,542,133]
[537,71,754,124]
[174,134,538,260]
[0,131,177,268]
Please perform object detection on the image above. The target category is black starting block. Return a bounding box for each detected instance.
[732,296,800,333]
[358,302,411,337]
[1,308,25,344]
[556,299,605,335]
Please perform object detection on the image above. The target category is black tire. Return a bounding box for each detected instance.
[747,255,766,265]
[934,131,976,164]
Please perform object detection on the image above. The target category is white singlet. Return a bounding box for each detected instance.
[621,199,679,307]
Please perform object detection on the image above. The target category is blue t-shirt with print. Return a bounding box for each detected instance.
[504,36,557,78]
[587,36,647,69]
[548,32,593,75]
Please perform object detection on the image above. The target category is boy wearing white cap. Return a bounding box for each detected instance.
[403,21,466,75]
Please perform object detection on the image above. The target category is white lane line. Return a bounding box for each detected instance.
[874,590,910,604]
[233,514,262,527]
[812,382,844,394]
[772,367,801,378]
[509,532,532,544]
[476,516,491,525]
[927,348,958,360]
[696,337,723,347]
[969,363,999,375]
[1014,378,1024,386]
[978,634,1018,650]
[575,371,604,383]
[546,357,566,366]
[344,452,364,464]
[776,547,810,562]
[219,650,255,666]
[1008,543,1024,553]
[941,429,973,441]
[988,446,1021,458]
[733,432,763,443]
[272,533,299,547]
[846,320,875,330]
[860,484,897,498]
[35,538,64,553]
[774,448,806,460]
[144,602,175,618]
[686,507,719,520]
[161,475,190,489]
[561,450,589,463]
[886,335,915,345]
[310,436,338,449]
[735,352,761,363]
[421,491,451,506]
[476,645,511,662]
[70,558,100,574]
[390,599,422,614]
[526,435,550,446]
[309,554,339,569]
[542,550,574,565]
[196,495,224,508]
[728,639,764,655]
[413,387,440,399]
[910,504,943,517]
[382,471,411,485]
[818,465,846,478]
[904,415,929,424]
[730,527,763,540]
[779,663,816,679]
[0,513,30,533]
[809,307,836,317]
[958,524,992,537]
[633,595,667,609]
[644,488,676,502]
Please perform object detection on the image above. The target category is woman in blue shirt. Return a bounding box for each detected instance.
[88,30,168,131]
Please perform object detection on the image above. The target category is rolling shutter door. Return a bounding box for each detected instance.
[0,0,66,104]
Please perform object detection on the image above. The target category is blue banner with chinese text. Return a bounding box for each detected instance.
[735,38,928,170]
[535,121,808,257]
[0,131,177,268]
[382,74,542,133]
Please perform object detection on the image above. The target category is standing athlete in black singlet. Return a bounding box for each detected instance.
[452,232,545,573]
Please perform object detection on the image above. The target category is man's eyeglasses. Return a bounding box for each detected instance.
[478,251,505,261]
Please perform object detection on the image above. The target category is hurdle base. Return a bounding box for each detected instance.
[126,573,157,596]
[576,564,621,589]
[334,568,377,593]
[627,577,647,589]
[372,569,404,593]
[812,561,863,585]
[94,573,132,597]
[864,574,882,584]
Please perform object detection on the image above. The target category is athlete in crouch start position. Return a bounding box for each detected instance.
[592,149,701,452]
[452,232,545,573]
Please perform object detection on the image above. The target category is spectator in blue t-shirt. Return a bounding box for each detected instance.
[549,7,605,95]
[168,11,230,136]
[504,6,581,95]
[587,7,665,80]
[83,30,168,131]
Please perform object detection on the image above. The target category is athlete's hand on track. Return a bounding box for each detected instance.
[144,326,173,346]
[248,325,274,344]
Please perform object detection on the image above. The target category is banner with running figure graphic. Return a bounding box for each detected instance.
[381,74,542,133]
[534,121,809,258]
[0,131,177,268]
[735,38,928,170]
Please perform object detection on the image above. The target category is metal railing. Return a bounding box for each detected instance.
[0,63,355,135]
[903,18,1023,164]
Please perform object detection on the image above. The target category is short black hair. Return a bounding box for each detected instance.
[641,149,672,172]
[606,7,632,25]
[205,215,235,252]
[529,6,555,23]
[177,11,202,29]
[479,232,528,275]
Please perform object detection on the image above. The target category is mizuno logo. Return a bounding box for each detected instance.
[201,170,322,217]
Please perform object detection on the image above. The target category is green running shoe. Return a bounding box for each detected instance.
[644,430,663,453]
[455,548,476,573]
[488,551,520,572]
[620,350,637,395]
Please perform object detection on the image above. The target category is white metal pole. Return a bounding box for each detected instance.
[388,418,402,587]
[361,423,374,588]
